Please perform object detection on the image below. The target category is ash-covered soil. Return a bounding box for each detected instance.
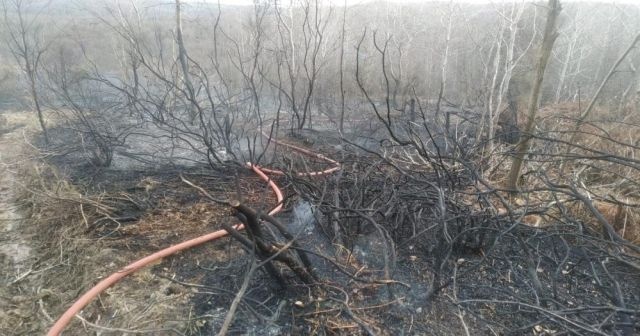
[2,112,638,335]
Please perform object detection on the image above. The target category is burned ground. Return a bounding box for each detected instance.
[2,108,638,335]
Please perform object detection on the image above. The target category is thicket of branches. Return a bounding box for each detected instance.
[1,0,639,335]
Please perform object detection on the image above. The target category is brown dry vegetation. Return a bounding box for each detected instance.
[0,114,246,335]
[2,98,640,335]
[1,116,164,334]
[483,103,640,245]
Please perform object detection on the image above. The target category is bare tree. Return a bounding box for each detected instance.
[338,0,346,133]
[553,7,582,104]
[273,0,330,130]
[482,2,536,149]
[435,0,455,121]
[1,0,50,143]
[574,33,640,127]
[175,0,196,122]
[617,58,637,113]
[507,0,561,191]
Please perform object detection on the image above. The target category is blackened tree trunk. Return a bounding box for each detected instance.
[507,0,561,191]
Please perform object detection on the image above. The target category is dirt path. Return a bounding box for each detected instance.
[0,115,40,333]
[0,120,32,278]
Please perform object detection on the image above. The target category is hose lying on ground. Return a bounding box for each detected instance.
[47,131,340,336]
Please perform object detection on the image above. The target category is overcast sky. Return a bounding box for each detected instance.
[204,0,640,5]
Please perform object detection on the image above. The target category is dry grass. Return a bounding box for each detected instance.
[118,199,232,251]
[0,112,200,335]
[536,104,640,243]
[481,103,640,245]
[585,200,640,244]
[514,196,640,244]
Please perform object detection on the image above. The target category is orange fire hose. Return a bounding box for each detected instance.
[47,132,339,336]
